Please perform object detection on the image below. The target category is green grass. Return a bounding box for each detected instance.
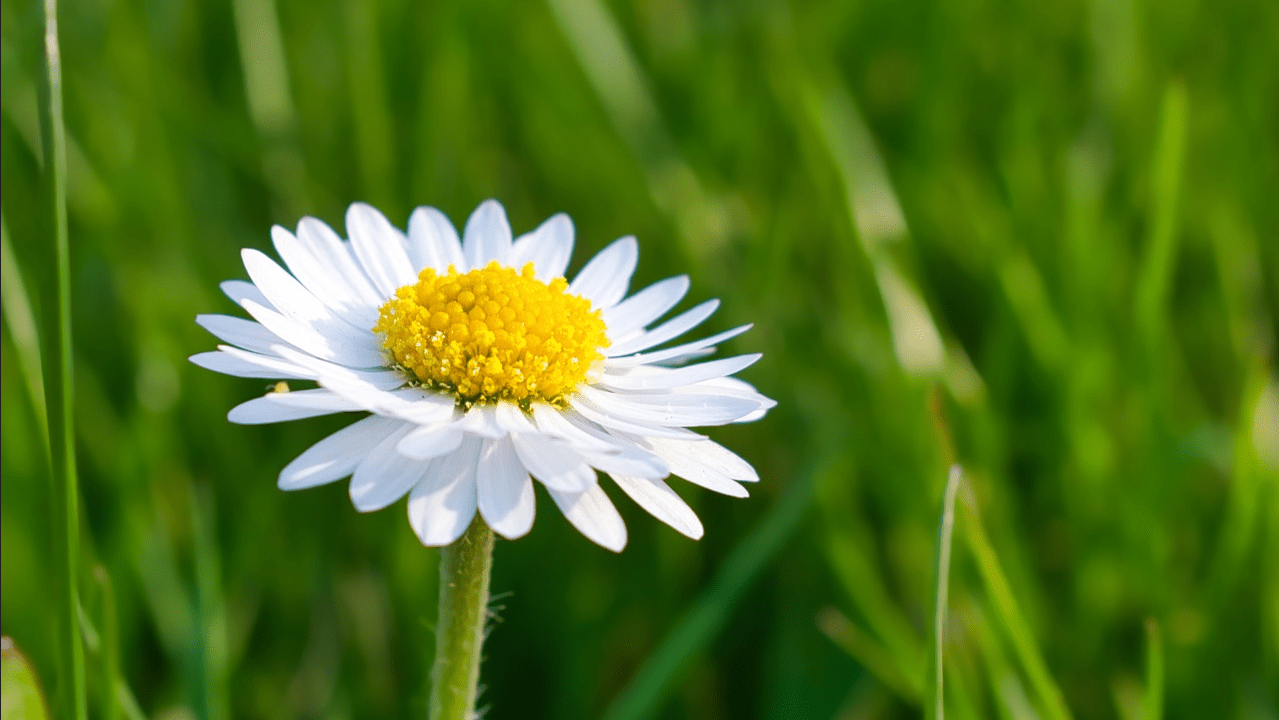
[2,0,1277,718]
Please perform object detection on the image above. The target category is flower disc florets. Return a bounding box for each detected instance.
[375,261,609,408]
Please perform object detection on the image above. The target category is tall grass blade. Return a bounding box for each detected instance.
[35,1,86,718]
[0,215,48,441]
[601,459,821,720]
[1142,619,1163,720]
[927,465,963,720]
[961,496,1073,720]
[1134,82,1187,343]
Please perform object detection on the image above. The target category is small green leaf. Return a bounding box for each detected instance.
[2,638,52,720]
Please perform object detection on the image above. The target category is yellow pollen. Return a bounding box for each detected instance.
[374,261,609,408]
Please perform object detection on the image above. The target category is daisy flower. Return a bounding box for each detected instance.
[192,200,773,551]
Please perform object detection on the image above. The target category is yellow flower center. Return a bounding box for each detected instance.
[374,261,609,408]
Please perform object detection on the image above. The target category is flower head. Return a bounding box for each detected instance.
[192,200,773,551]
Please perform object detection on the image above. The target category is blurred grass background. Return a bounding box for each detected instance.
[2,0,1277,718]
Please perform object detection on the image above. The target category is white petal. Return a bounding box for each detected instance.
[408,438,482,546]
[349,424,425,511]
[642,436,753,496]
[568,392,708,439]
[607,324,753,367]
[397,422,465,460]
[674,376,777,422]
[189,347,312,380]
[569,236,638,309]
[221,279,271,309]
[476,438,536,540]
[317,373,455,423]
[605,299,719,356]
[271,344,406,392]
[242,248,357,332]
[241,298,383,369]
[346,203,417,296]
[510,434,597,492]
[547,483,627,552]
[582,445,668,479]
[228,388,363,424]
[272,225,380,329]
[602,275,689,339]
[455,405,506,439]
[296,216,384,307]
[462,199,513,270]
[278,415,405,490]
[507,213,573,281]
[241,246,382,360]
[407,206,465,273]
[599,354,761,391]
[531,403,619,452]
[494,401,539,434]
[611,475,703,539]
[575,385,761,427]
[196,314,279,355]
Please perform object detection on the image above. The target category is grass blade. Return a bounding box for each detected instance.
[1134,82,1188,344]
[961,495,1073,720]
[35,1,86,718]
[601,459,821,720]
[927,465,963,720]
[1142,620,1163,720]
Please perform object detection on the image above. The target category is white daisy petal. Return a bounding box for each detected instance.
[511,434,597,492]
[642,436,754,496]
[221,279,271,309]
[674,376,778,422]
[508,213,573,281]
[569,235,638,309]
[407,206,465,273]
[296,217,384,308]
[582,445,668,479]
[347,203,417,295]
[228,388,363,424]
[240,247,383,366]
[241,298,384,369]
[397,422,465,460]
[605,299,720,356]
[350,424,426,511]
[317,373,454,421]
[531,403,620,452]
[476,438,536,540]
[272,225,380,329]
[408,438,482,546]
[270,344,405,391]
[278,415,405,490]
[456,405,506,439]
[189,347,313,380]
[599,354,762,391]
[611,475,703,539]
[196,314,279,355]
[494,401,539,435]
[568,392,709,440]
[462,199,513,269]
[576,385,761,427]
[602,275,690,340]
[607,324,753,367]
[547,483,627,552]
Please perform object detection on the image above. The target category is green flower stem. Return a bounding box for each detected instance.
[429,516,495,720]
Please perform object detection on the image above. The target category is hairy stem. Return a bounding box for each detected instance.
[429,516,495,720]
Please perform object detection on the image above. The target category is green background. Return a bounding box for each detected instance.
[2,0,1277,718]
